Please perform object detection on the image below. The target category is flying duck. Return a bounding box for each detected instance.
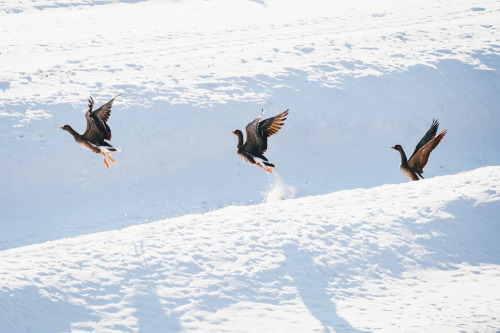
[232,109,289,173]
[60,95,120,168]
[391,119,447,181]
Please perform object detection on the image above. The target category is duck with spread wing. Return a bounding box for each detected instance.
[60,95,120,168]
[391,119,447,181]
[232,109,289,173]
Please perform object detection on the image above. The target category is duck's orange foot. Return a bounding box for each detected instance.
[257,163,273,173]
[103,154,110,168]
[107,152,116,164]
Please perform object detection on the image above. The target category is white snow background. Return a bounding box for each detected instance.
[1,0,500,331]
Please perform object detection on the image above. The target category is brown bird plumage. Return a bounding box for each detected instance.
[60,95,120,168]
[232,109,289,173]
[391,119,447,181]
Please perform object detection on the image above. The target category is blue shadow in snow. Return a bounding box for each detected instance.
[129,242,182,333]
[407,197,500,268]
[282,243,369,333]
[0,285,99,332]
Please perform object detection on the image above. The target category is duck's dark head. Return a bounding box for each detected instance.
[60,125,79,137]
[232,129,244,148]
[390,144,402,151]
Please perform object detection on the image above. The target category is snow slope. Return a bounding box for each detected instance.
[1,0,500,250]
[1,166,500,332]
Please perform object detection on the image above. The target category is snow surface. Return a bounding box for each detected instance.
[1,0,500,331]
[2,167,500,332]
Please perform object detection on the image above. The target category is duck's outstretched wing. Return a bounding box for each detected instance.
[83,96,117,142]
[88,96,94,113]
[259,109,288,138]
[408,119,439,162]
[243,109,289,155]
[408,129,447,174]
[243,111,264,155]
[83,110,106,143]
[257,109,288,153]
[92,95,119,123]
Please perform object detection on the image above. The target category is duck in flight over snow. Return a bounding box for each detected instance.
[391,119,447,181]
[60,95,120,168]
[232,109,289,173]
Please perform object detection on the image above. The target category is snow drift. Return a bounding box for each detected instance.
[1,166,499,332]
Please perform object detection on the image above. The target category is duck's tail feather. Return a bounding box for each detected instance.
[263,161,275,168]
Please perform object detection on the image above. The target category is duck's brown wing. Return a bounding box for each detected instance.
[88,96,94,113]
[408,119,439,162]
[83,110,107,143]
[257,109,288,152]
[242,109,289,155]
[82,96,116,142]
[408,129,446,174]
[243,114,263,155]
[92,95,119,123]
[259,109,288,138]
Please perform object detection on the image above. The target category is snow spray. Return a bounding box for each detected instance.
[263,172,297,202]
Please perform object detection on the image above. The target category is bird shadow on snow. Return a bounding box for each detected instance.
[161,243,369,332]
[406,197,500,268]
[8,197,494,332]
[127,242,182,332]
[282,243,369,333]
[0,285,100,332]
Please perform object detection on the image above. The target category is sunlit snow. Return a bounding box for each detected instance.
[1,0,500,332]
